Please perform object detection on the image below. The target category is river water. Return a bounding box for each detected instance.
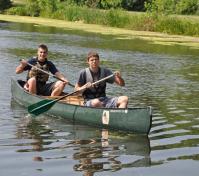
[0,21,198,176]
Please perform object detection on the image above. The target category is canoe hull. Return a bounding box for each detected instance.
[11,79,152,134]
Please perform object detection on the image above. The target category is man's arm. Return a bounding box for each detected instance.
[54,71,69,84]
[75,82,92,92]
[16,60,27,74]
[75,71,92,92]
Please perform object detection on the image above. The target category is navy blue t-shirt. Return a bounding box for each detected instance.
[24,57,58,75]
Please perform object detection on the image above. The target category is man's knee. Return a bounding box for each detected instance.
[91,99,102,107]
[55,81,65,89]
[26,77,37,94]
[117,96,128,108]
[28,77,36,84]
[119,96,128,103]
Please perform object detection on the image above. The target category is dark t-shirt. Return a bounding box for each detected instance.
[23,57,58,95]
[24,57,58,75]
[77,67,115,99]
[77,67,114,85]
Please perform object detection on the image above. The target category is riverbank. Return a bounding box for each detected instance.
[0,14,199,49]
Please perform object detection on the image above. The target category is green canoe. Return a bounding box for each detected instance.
[11,79,152,134]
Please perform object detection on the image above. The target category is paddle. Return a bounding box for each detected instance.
[20,59,75,87]
[28,73,115,116]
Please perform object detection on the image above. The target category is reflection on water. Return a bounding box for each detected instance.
[72,129,151,175]
[10,100,151,175]
[0,21,199,176]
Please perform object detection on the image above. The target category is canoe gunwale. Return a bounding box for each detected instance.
[16,79,152,111]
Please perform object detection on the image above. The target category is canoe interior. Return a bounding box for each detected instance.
[17,80,84,106]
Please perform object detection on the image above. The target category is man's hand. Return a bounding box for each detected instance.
[16,59,27,74]
[55,72,69,85]
[79,82,92,92]
[61,78,69,85]
[20,59,28,67]
[114,71,125,86]
[114,71,122,78]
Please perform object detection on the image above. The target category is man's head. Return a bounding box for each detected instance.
[37,44,48,61]
[87,51,99,61]
[87,51,100,71]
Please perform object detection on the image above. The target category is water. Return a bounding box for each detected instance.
[0,21,199,176]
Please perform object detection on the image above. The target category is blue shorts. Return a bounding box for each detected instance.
[85,97,118,108]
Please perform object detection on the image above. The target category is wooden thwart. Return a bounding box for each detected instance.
[43,95,84,106]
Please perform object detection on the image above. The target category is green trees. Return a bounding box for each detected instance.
[176,0,199,14]
[25,0,58,16]
[145,0,199,15]
[56,0,146,10]
[8,0,198,15]
[0,0,12,11]
[56,0,199,14]
[100,0,122,9]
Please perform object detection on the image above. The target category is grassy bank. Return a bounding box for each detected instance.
[7,1,199,37]
[0,14,198,49]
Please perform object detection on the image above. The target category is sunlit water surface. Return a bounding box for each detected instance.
[0,22,198,176]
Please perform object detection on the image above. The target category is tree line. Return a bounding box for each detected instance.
[1,0,199,15]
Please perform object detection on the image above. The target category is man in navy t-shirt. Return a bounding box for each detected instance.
[16,44,68,96]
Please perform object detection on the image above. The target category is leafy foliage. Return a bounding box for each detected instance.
[176,0,199,14]
[50,0,147,10]
[100,0,122,9]
[145,0,199,15]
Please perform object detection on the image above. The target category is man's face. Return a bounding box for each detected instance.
[88,56,100,69]
[37,48,48,61]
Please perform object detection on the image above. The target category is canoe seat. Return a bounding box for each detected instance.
[62,95,84,106]
[44,95,84,106]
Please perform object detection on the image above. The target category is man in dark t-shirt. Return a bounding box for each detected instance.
[75,51,128,108]
[16,44,68,96]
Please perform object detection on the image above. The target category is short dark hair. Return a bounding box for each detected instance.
[38,44,48,52]
[87,51,99,61]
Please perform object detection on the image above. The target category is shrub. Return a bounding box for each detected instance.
[6,6,27,16]
[176,0,199,15]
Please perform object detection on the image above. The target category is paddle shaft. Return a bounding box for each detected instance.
[20,60,75,87]
[28,73,115,115]
[51,73,115,103]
